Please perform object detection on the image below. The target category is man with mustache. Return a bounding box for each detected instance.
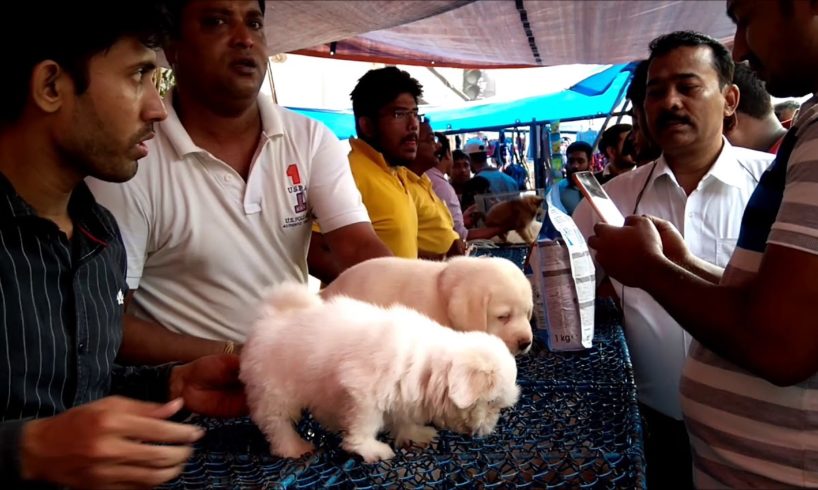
[0,2,248,488]
[588,0,818,486]
[406,120,463,258]
[319,66,425,260]
[89,0,390,365]
[557,141,593,215]
[572,31,773,488]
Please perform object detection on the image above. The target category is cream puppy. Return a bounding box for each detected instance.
[240,283,520,463]
[321,256,534,355]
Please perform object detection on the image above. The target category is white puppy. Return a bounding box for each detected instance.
[240,282,520,463]
[321,256,534,355]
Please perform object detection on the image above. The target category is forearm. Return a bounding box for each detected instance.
[117,314,228,366]
[307,232,342,284]
[677,253,724,284]
[334,236,391,268]
[0,420,26,485]
[641,258,793,385]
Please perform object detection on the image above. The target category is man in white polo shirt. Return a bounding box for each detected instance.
[573,31,772,489]
[88,0,390,365]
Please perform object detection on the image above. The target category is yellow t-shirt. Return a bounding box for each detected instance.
[400,168,459,255]
[345,139,419,258]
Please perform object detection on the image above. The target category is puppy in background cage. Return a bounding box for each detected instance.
[484,195,544,244]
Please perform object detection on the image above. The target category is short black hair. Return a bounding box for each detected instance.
[566,141,593,160]
[165,0,266,38]
[627,60,650,107]
[599,124,632,155]
[350,67,423,136]
[435,132,451,156]
[648,31,734,88]
[733,63,773,119]
[452,149,470,162]
[774,100,800,119]
[1,1,169,124]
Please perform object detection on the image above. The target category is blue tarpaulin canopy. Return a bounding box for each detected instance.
[288,63,636,139]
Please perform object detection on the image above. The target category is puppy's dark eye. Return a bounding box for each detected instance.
[497,314,511,323]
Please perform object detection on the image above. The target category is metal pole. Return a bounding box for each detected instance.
[591,72,633,152]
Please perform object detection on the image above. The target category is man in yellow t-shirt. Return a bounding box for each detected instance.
[404,120,462,258]
[308,67,424,280]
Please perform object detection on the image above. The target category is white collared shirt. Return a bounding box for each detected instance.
[88,93,369,342]
[572,138,773,419]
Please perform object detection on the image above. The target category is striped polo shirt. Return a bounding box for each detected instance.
[680,95,818,488]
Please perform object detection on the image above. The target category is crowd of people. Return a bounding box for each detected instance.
[1,0,817,488]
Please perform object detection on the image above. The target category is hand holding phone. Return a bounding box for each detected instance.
[571,171,625,226]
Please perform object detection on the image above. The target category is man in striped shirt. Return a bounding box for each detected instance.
[589,0,818,486]
[0,2,247,489]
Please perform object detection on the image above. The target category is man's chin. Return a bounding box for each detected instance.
[92,161,138,183]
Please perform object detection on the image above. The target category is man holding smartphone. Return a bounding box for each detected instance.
[572,31,772,488]
[589,0,818,486]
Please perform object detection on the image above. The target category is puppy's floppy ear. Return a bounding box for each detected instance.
[439,259,490,332]
[448,350,497,409]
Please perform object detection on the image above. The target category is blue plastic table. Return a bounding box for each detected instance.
[161,245,645,489]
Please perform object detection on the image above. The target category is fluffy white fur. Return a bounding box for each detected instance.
[321,256,534,355]
[240,282,520,463]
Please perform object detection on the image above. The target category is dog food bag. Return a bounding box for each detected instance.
[528,203,594,351]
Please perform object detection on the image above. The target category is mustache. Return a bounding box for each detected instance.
[656,112,692,128]
[129,125,155,146]
[401,134,418,144]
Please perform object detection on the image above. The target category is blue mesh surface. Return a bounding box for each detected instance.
[161,248,644,489]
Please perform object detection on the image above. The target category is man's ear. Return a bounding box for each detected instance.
[724,112,738,133]
[723,82,740,118]
[357,116,375,140]
[30,60,70,115]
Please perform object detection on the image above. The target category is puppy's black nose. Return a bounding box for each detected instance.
[518,340,532,352]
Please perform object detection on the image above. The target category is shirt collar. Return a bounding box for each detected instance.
[649,137,747,191]
[349,138,398,172]
[161,91,283,159]
[426,167,446,180]
[0,171,117,242]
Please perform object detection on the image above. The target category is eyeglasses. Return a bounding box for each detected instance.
[384,108,424,122]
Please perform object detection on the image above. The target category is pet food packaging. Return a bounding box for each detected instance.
[527,199,594,351]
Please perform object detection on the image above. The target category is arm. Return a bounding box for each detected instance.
[649,216,723,284]
[322,222,392,270]
[590,216,818,386]
[307,230,343,284]
[116,292,232,366]
[16,355,246,489]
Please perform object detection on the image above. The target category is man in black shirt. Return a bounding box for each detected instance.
[0,2,247,488]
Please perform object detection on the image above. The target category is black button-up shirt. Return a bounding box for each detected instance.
[0,173,174,486]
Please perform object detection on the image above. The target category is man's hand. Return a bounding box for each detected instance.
[169,354,248,418]
[647,216,692,266]
[20,397,201,489]
[446,238,467,257]
[587,215,667,287]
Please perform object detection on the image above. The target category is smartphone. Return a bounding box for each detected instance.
[571,171,625,226]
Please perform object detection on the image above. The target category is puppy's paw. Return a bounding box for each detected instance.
[272,438,315,459]
[345,440,395,463]
[395,425,438,448]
